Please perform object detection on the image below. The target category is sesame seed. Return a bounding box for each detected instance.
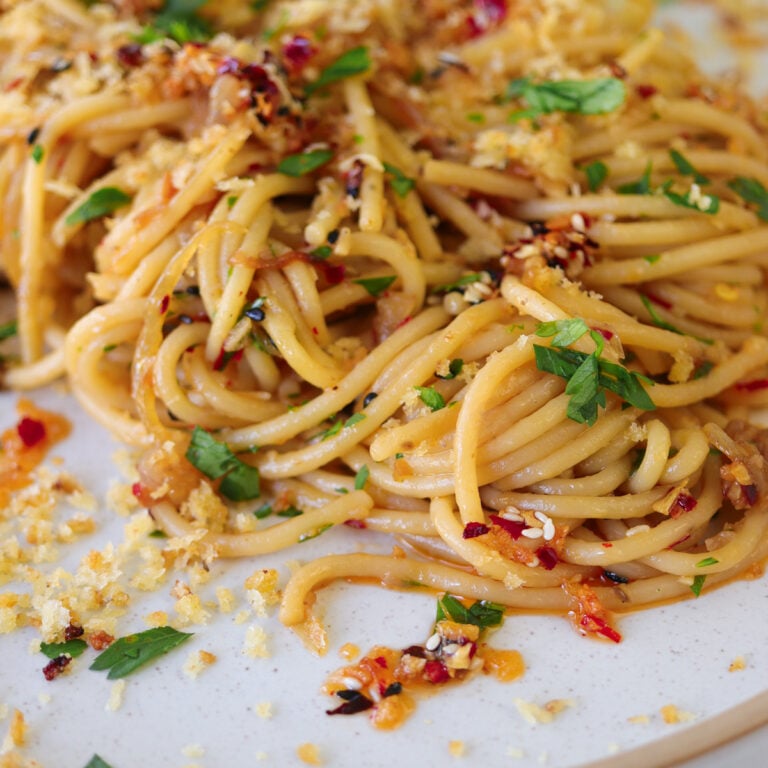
[368,685,382,703]
[425,633,441,651]
[501,507,524,521]
[342,677,362,690]
[443,643,460,655]
[543,520,556,541]
[521,527,544,539]
[533,511,550,524]
[570,213,586,232]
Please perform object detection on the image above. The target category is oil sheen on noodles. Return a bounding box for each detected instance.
[2,0,768,645]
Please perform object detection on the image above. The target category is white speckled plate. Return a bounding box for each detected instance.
[2,3,768,767]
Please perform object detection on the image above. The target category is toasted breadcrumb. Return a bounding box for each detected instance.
[296,743,323,766]
[729,655,747,672]
[181,744,205,758]
[660,704,697,724]
[514,698,574,725]
[1,710,26,750]
[255,701,273,719]
[183,649,217,679]
[243,624,270,658]
[627,714,650,725]
[448,740,466,757]
[339,642,360,661]
[105,680,126,712]
[215,587,236,613]
[244,569,281,617]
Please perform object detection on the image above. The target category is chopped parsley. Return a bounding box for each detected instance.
[277,148,334,177]
[306,46,371,94]
[728,176,768,222]
[669,149,709,185]
[534,319,655,425]
[695,556,719,568]
[89,626,192,679]
[583,160,608,192]
[508,77,626,120]
[40,639,88,659]
[354,464,369,490]
[185,427,260,501]
[661,180,719,214]
[416,386,446,412]
[298,523,333,542]
[640,295,683,335]
[345,412,366,428]
[436,358,464,380]
[31,144,44,164]
[277,505,303,518]
[353,275,396,297]
[436,594,504,630]
[135,0,212,44]
[690,574,706,597]
[65,188,132,226]
[431,273,484,293]
[309,245,333,259]
[84,757,114,768]
[382,162,415,198]
[0,319,17,342]
[618,162,653,195]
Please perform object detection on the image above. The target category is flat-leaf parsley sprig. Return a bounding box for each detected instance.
[533,318,655,426]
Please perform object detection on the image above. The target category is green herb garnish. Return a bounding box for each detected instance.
[84,757,114,768]
[309,245,333,259]
[136,0,212,44]
[277,505,303,518]
[436,594,504,629]
[277,148,334,177]
[533,320,655,425]
[436,359,464,380]
[669,149,709,185]
[89,626,192,679]
[416,386,446,412]
[640,295,683,335]
[618,162,653,195]
[66,188,132,226]
[31,144,44,164]
[431,273,483,293]
[185,427,260,501]
[584,160,608,192]
[354,464,369,490]
[0,320,17,342]
[728,177,768,222]
[690,574,706,597]
[344,412,366,428]
[298,523,333,542]
[306,46,371,94]
[661,180,719,214]
[535,318,591,348]
[508,77,626,120]
[353,275,397,297]
[695,556,719,568]
[382,162,415,198]
[40,639,88,659]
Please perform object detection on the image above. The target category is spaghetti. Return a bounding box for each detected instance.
[1,0,768,647]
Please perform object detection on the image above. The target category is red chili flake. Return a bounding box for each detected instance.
[467,0,507,37]
[344,518,367,529]
[735,378,768,392]
[116,43,144,68]
[213,347,244,371]
[374,655,388,669]
[17,416,46,447]
[311,326,319,335]
[667,533,690,549]
[131,482,143,499]
[423,660,450,684]
[489,514,525,540]
[315,260,346,285]
[601,542,613,548]
[669,491,697,518]
[635,84,658,99]
[64,623,84,641]
[282,35,316,74]
[743,484,759,506]
[43,655,71,681]
[159,294,170,314]
[462,522,490,539]
[394,315,413,330]
[326,691,374,716]
[5,76,24,92]
[593,327,614,341]
[536,546,559,570]
[402,645,426,659]
[580,614,622,643]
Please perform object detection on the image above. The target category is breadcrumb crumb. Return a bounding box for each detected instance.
[296,743,323,765]
[106,680,126,712]
[448,740,465,757]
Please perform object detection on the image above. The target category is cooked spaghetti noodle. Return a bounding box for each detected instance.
[2,0,768,645]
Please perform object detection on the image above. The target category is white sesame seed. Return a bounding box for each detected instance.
[543,520,556,541]
[342,677,362,690]
[533,511,550,524]
[425,633,441,651]
[443,643,460,655]
[368,685,382,703]
[521,527,544,539]
[502,507,524,521]
[570,213,586,232]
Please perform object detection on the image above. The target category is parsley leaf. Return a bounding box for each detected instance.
[354,464,369,490]
[640,295,684,335]
[416,386,446,411]
[40,639,88,659]
[728,177,768,222]
[695,556,719,568]
[535,318,590,348]
[185,427,260,501]
[138,0,212,44]
[382,162,415,198]
[436,595,504,630]
[306,46,371,94]
[353,275,396,297]
[65,188,132,226]
[669,149,709,185]
[0,320,17,342]
[84,757,114,768]
[277,505,303,517]
[277,148,333,177]
[319,419,342,440]
[584,160,608,192]
[298,523,333,542]
[510,77,626,119]
[690,574,706,597]
[431,273,484,293]
[31,144,44,164]
[89,626,192,679]
[344,412,366,428]
[661,180,719,214]
[436,358,464,380]
[309,245,333,259]
[618,162,653,195]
